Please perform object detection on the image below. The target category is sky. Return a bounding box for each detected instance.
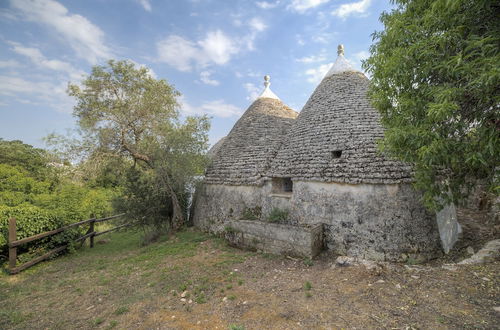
[0,0,393,148]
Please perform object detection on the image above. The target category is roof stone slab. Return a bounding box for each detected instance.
[269,70,413,184]
[205,96,298,185]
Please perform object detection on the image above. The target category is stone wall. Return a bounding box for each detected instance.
[192,181,455,262]
[289,181,443,261]
[224,220,323,258]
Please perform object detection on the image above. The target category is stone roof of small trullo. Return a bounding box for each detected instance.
[207,136,226,159]
[269,45,413,184]
[204,76,298,185]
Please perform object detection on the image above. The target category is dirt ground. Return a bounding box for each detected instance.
[1,209,499,329]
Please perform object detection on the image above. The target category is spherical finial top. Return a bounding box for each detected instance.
[264,75,271,88]
[337,44,345,56]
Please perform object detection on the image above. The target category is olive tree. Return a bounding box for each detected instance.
[68,60,210,231]
[364,0,499,209]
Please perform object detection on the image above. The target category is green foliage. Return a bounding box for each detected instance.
[267,208,289,223]
[0,140,117,261]
[241,206,261,220]
[0,204,79,259]
[0,139,50,179]
[364,0,500,209]
[68,60,210,233]
[303,281,312,291]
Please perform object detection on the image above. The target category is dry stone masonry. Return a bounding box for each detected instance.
[192,46,459,261]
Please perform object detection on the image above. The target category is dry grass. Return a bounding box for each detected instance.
[0,227,499,329]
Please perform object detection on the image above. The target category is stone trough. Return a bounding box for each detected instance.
[224,220,323,259]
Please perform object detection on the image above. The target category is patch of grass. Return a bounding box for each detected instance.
[238,279,244,285]
[195,292,207,304]
[113,306,129,315]
[229,324,245,330]
[242,206,261,220]
[267,208,288,223]
[226,284,233,289]
[304,281,312,291]
[303,258,314,267]
[228,295,236,300]
[93,317,105,326]
[106,320,118,329]
[0,310,31,325]
[305,292,312,298]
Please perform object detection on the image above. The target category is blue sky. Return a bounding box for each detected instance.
[0,0,392,148]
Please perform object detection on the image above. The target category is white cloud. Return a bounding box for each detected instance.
[0,59,22,68]
[353,50,370,62]
[288,0,330,13]
[332,0,372,19]
[249,17,267,32]
[157,27,266,71]
[9,42,84,80]
[179,96,242,118]
[157,35,199,72]
[256,1,279,9]
[305,62,332,84]
[244,82,261,101]
[137,0,152,12]
[199,71,219,86]
[198,30,239,65]
[0,75,74,112]
[296,54,326,63]
[10,0,112,63]
[157,31,238,71]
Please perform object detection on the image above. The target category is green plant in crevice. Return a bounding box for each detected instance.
[267,208,288,223]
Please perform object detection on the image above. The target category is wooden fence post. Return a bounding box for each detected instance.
[8,217,17,272]
[89,218,95,248]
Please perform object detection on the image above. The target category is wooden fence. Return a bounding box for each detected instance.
[7,214,128,274]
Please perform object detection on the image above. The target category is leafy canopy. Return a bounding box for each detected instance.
[364,0,499,208]
[68,60,210,232]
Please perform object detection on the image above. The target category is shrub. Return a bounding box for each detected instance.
[0,204,81,260]
[267,208,289,223]
[242,206,261,220]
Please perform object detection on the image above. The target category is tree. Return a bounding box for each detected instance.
[0,139,50,179]
[67,60,210,231]
[364,0,499,209]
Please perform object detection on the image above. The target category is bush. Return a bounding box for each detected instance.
[267,208,289,223]
[0,204,81,261]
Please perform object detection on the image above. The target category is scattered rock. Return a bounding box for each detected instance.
[171,316,176,319]
[411,275,420,279]
[459,239,500,265]
[86,305,95,311]
[493,306,500,313]
[395,283,401,289]
[222,297,228,302]
[181,291,188,298]
[466,246,475,255]
[442,264,457,271]
[180,298,186,302]
[188,299,193,304]
[482,277,490,282]
[375,279,385,284]
[335,256,355,267]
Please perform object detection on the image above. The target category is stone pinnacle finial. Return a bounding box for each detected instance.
[337,44,345,56]
[264,75,271,88]
[258,74,280,100]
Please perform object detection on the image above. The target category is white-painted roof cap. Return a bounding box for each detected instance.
[324,44,357,78]
[258,75,280,100]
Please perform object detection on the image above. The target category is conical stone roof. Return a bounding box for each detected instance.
[205,76,298,185]
[270,46,413,184]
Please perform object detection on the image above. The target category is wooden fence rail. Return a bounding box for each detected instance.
[7,213,127,274]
